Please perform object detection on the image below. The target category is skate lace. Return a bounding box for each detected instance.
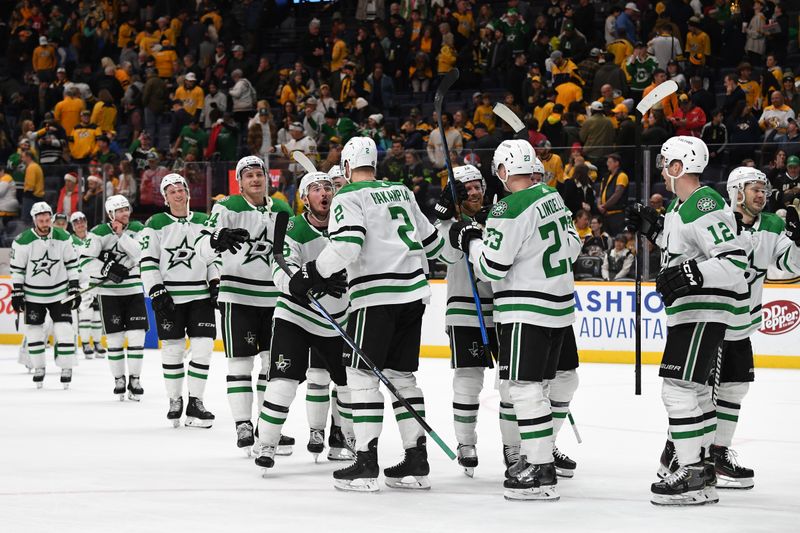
[236,423,253,440]
[664,465,689,485]
[504,445,521,465]
[310,429,324,445]
[257,445,276,458]
[725,448,744,470]
[345,435,356,452]
[552,446,568,461]
[169,398,182,410]
[194,399,207,413]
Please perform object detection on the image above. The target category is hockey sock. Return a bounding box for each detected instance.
[498,381,521,447]
[549,369,579,437]
[53,322,76,369]
[385,369,425,450]
[347,368,384,452]
[227,356,255,423]
[78,309,93,348]
[509,380,553,464]
[330,386,342,427]
[452,367,484,446]
[305,368,331,431]
[715,382,749,448]
[162,339,185,399]
[18,337,32,368]
[187,337,212,399]
[697,384,716,453]
[662,378,705,465]
[91,310,103,345]
[256,351,269,408]
[125,329,145,376]
[26,326,46,369]
[106,332,126,377]
[257,378,298,445]
[335,386,354,439]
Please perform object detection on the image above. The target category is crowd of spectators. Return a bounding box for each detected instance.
[0,0,799,272]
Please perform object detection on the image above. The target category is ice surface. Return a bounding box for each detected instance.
[1,346,798,533]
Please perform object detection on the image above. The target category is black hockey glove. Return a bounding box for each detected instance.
[625,203,663,244]
[434,181,468,220]
[11,284,24,313]
[68,280,81,310]
[98,249,116,263]
[210,228,250,254]
[473,204,491,226]
[208,279,220,307]
[656,260,704,307]
[101,261,129,283]
[449,220,483,253]
[289,261,329,303]
[149,284,175,313]
[785,200,800,246]
[91,297,100,311]
[311,270,348,300]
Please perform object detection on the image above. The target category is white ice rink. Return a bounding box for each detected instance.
[1,346,798,533]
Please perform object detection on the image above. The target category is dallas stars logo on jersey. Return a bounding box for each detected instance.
[244,331,256,346]
[697,197,717,212]
[31,252,57,277]
[165,236,196,270]
[275,354,291,372]
[468,342,481,359]
[242,226,272,266]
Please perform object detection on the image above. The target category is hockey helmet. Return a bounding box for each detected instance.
[235,155,266,182]
[160,173,190,204]
[453,164,485,190]
[531,155,545,177]
[30,201,53,218]
[341,137,377,181]
[299,171,333,199]
[327,164,344,180]
[492,140,536,190]
[105,194,131,220]
[69,211,86,224]
[726,166,769,210]
[657,136,709,179]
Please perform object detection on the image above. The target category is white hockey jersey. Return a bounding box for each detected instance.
[657,187,749,328]
[316,180,455,311]
[11,228,80,304]
[727,212,800,340]
[272,213,349,337]
[468,184,582,328]
[195,194,293,307]
[84,221,145,296]
[140,212,219,305]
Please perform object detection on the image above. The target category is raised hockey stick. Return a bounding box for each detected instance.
[292,151,317,174]
[272,211,457,461]
[492,103,526,133]
[633,80,679,395]
[435,68,494,367]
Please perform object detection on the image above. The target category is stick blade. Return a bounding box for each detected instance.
[291,151,317,173]
[636,80,679,115]
[493,102,526,133]
[434,68,460,106]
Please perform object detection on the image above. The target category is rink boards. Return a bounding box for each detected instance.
[0,277,797,368]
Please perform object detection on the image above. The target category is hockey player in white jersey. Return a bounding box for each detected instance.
[11,202,81,388]
[328,165,347,193]
[626,136,749,506]
[297,136,453,492]
[70,211,106,359]
[449,139,582,501]
[140,174,219,428]
[85,195,149,400]
[195,155,295,454]
[254,171,352,471]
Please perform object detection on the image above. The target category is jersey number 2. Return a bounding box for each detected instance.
[389,206,422,251]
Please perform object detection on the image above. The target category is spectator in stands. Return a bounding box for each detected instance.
[599,153,629,236]
[561,163,596,216]
[759,91,796,141]
[688,76,715,121]
[605,6,622,45]
[367,63,395,113]
[650,193,666,215]
[573,209,591,239]
[0,165,20,225]
[614,103,635,171]
[582,215,612,257]
[648,24,682,70]
[643,69,678,119]
[142,68,168,146]
[728,103,761,164]
[402,149,432,209]
[54,87,86,136]
[248,107,275,161]
[82,174,104,228]
[592,53,628,102]
[666,60,687,92]
[736,63,761,112]
[722,74,747,119]
[555,75,583,110]
[670,94,706,137]
[427,112,463,171]
[744,1,767,64]
[31,114,68,166]
[700,108,728,169]
[581,101,615,161]
[473,93,495,133]
[378,139,406,182]
[201,81,228,129]
[616,3,640,44]
[230,69,257,134]
[56,172,80,217]
[117,160,138,208]
[68,110,102,163]
[21,150,44,222]
[776,155,800,208]
[625,43,657,101]
[96,135,119,166]
[90,90,118,136]
[32,36,57,82]
[280,71,309,106]
[173,118,208,160]
[602,234,635,281]
[776,118,800,158]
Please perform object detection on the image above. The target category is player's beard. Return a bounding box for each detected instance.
[461,196,483,217]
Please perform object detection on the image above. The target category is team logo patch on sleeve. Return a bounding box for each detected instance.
[697,197,717,212]
[491,202,508,217]
[287,220,295,232]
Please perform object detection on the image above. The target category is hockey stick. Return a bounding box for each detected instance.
[633,80,679,395]
[62,279,109,305]
[435,68,494,367]
[272,211,457,461]
[492,103,526,133]
[567,412,583,444]
[292,151,318,174]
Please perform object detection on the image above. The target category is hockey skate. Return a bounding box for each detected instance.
[327,424,355,462]
[236,421,255,456]
[127,376,143,401]
[254,443,276,474]
[553,446,576,478]
[60,368,72,390]
[457,444,478,478]
[710,445,754,490]
[384,436,431,490]
[94,342,106,358]
[657,439,679,479]
[503,460,560,502]
[185,397,214,428]
[167,397,183,428]
[333,438,380,493]
[82,344,94,360]
[307,428,325,462]
[33,368,45,389]
[503,444,521,479]
[651,462,718,506]
[114,376,126,401]
[276,434,295,456]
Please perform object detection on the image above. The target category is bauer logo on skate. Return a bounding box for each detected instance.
[759,300,800,335]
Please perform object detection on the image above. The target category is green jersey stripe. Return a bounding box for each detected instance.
[350,279,428,300]
[494,303,574,316]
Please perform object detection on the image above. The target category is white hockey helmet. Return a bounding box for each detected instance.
[235,155,266,182]
[69,211,86,224]
[160,173,189,203]
[453,164,485,190]
[30,201,53,217]
[341,137,377,181]
[299,171,333,199]
[492,140,536,190]
[327,164,344,180]
[105,194,131,220]
[726,166,769,209]
[531,155,545,176]
[657,136,709,179]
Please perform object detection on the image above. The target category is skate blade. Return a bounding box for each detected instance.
[275,445,293,456]
[555,467,575,479]
[504,485,560,501]
[85,355,94,360]
[327,448,355,462]
[127,392,141,402]
[462,467,475,478]
[334,478,380,492]
[716,475,754,490]
[243,448,253,458]
[169,419,181,428]
[36,383,44,389]
[385,475,431,490]
[185,417,213,429]
[650,489,715,506]
[311,453,320,464]
[62,383,70,390]
[117,394,125,401]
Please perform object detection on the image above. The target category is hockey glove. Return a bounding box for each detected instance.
[312,270,348,299]
[98,249,116,264]
[91,297,100,311]
[11,284,24,313]
[101,261,129,283]
[449,220,483,253]
[68,280,81,310]
[656,260,704,307]
[208,279,220,307]
[289,260,329,303]
[149,284,175,313]
[210,228,250,254]
[434,181,468,220]
[625,203,663,244]
[473,205,491,226]
[785,199,800,246]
